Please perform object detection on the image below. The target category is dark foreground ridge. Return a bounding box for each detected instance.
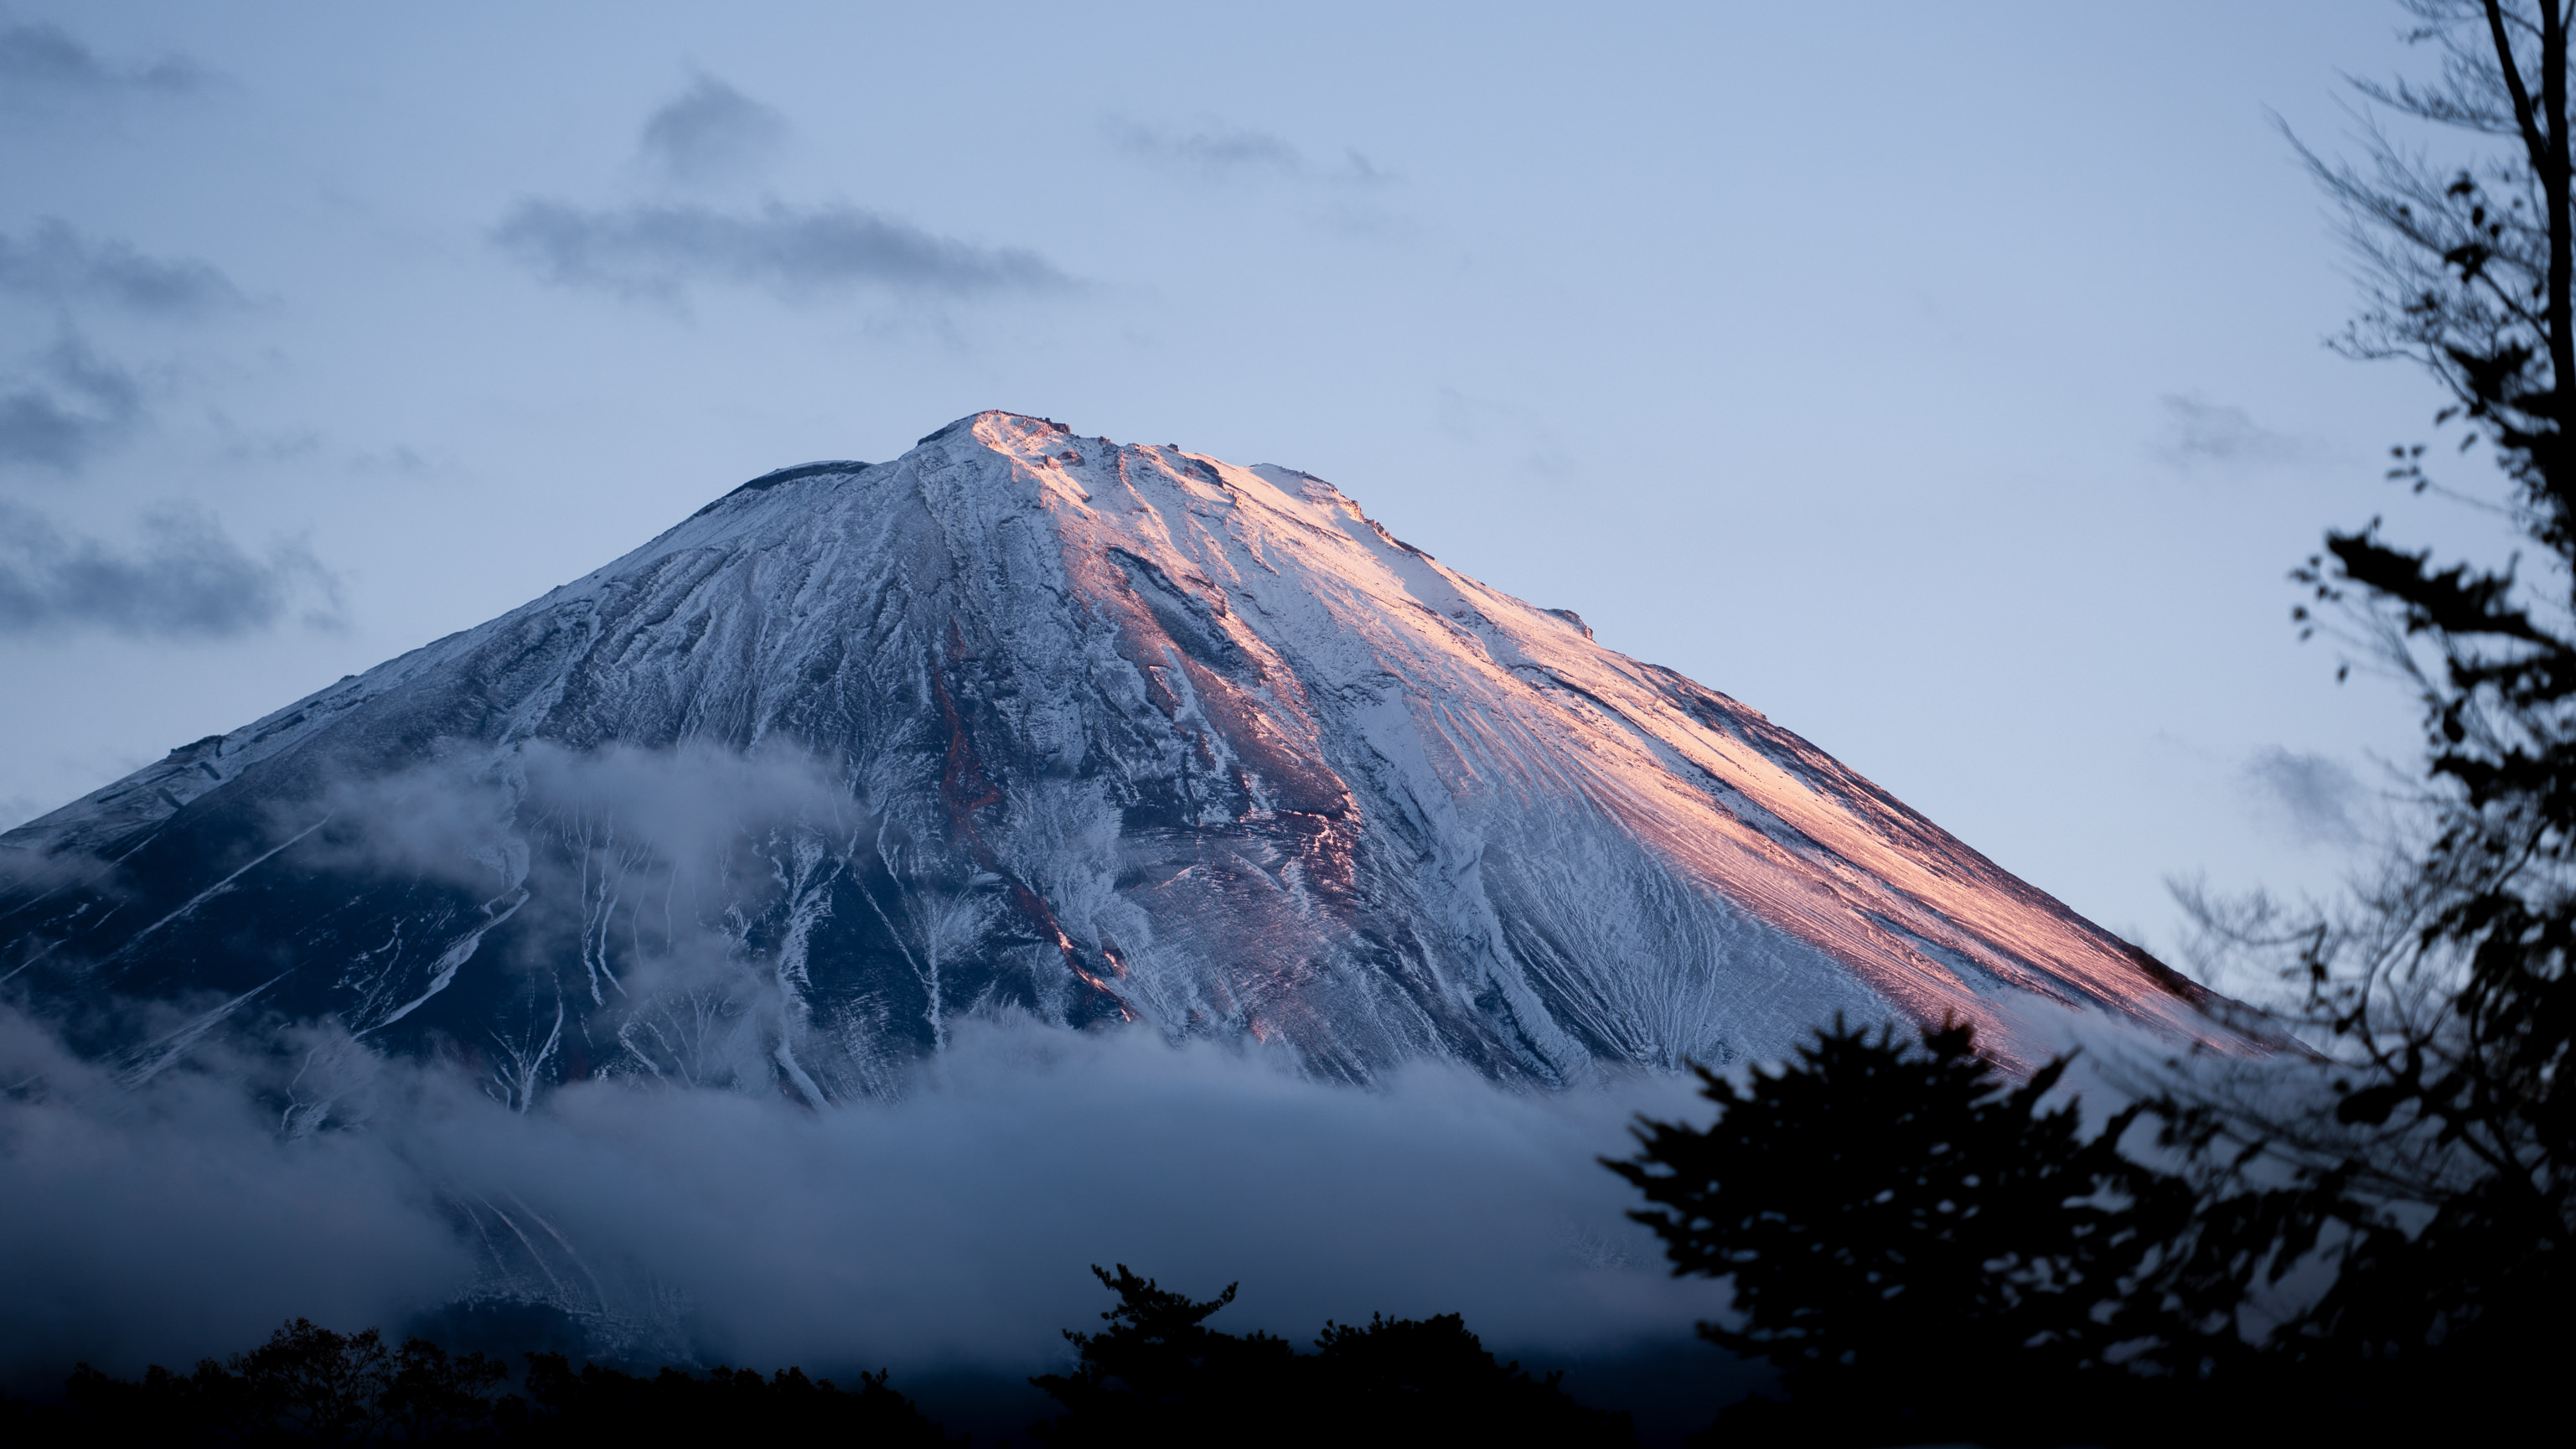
[0,1273,1636,1449]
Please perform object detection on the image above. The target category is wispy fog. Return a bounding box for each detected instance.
[0,1003,1728,1382]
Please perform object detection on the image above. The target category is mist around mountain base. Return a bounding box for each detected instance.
[0,999,1746,1395]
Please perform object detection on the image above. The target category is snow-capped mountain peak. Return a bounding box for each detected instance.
[1,411,2215,1099]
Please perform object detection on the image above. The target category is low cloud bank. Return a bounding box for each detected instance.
[0,1007,1729,1383]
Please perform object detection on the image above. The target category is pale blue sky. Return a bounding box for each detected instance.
[0,2,2486,962]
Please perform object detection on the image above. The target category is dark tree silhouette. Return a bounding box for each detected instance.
[1028,1265,1301,1446]
[1612,17,2576,1431]
[4,1317,950,1446]
[2204,0,2576,1405]
[502,1353,949,1446]
[1606,1019,2232,1445]
[1027,1264,1632,1448]
[5,1283,1637,1446]
[1310,1310,1616,1439]
[29,1319,511,1446]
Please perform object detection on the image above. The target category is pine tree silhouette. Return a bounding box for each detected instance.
[1607,1017,2196,1445]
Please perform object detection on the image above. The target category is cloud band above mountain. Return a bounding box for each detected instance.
[494,200,1071,303]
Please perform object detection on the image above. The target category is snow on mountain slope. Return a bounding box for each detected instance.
[0,412,2216,1098]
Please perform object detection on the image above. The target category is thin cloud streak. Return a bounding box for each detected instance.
[0,501,344,639]
[492,199,1072,303]
[1110,117,1302,179]
[2152,393,2312,469]
[1106,116,1394,187]
[0,220,242,316]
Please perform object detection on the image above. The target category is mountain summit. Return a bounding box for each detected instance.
[1,412,2211,1098]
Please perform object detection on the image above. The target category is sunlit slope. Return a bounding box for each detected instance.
[0,412,2215,1093]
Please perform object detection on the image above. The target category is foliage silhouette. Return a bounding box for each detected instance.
[1610,1018,2232,1445]
[0,1316,949,1446]
[1027,1263,1632,1447]
[1610,6,2576,1438]
[16,1319,512,1446]
[2191,0,2576,1415]
[500,1353,949,1446]
[1606,1013,2561,1443]
[0,1284,1635,1448]
[1027,1265,1299,1446]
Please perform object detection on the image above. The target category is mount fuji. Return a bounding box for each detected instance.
[0,411,2214,1104]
